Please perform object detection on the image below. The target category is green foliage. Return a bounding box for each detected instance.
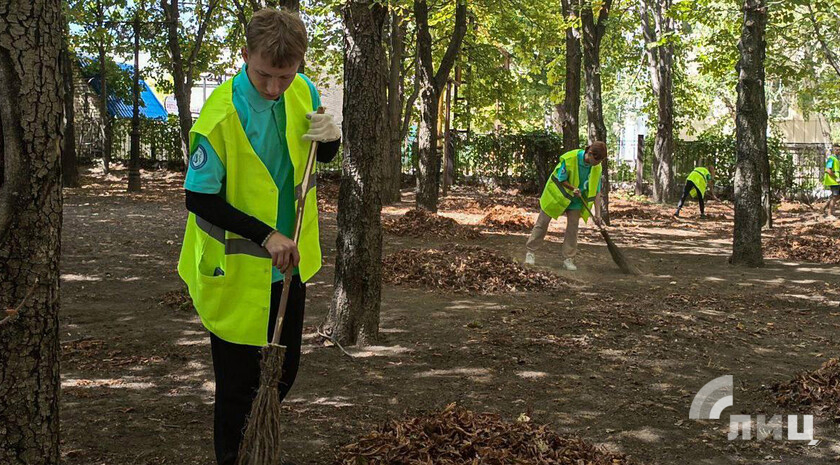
[454,130,564,186]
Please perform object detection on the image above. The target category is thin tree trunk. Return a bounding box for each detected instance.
[97,42,112,174]
[414,0,467,212]
[635,134,644,195]
[0,0,64,461]
[731,0,767,267]
[128,14,142,192]
[442,79,454,195]
[163,0,219,168]
[61,30,80,188]
[382,10,405,205]
[324,0,388,346]
[639,0,676,203]
[580,0,612,224]
[560,0,581,152]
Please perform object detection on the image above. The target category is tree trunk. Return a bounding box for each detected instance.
[731,0,767,267]
[323,0,388,346]
[442,79,454,195]
[163,0,194,167]
[127,14,142,192]
[0,0,64,462]
[97,42,112,174]
[560,0,581,152]
[61,31,80,188]
[639,0,676,203]
[414,0,467,212]
[382,10,405,205]
[635,134,644,195]
[580,0,612,224]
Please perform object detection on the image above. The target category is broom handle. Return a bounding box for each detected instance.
[579,196,605,233]
[270,106,325,345]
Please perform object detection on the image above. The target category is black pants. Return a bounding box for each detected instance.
[210,276,307,465]
[676,180,705,215]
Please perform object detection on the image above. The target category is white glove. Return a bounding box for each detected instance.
[303,111,341,142]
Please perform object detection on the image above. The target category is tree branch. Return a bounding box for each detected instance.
[434,0,468,92]
[186,0,221,85]
[807,2,840,79]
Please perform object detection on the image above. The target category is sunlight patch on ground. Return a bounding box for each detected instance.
[175,337,209,346]
[415,367,492,383]
[620,427,663,443]
[649,383,673,392]
[287,396,354,408]
[703,276,726,282]
[516,370,548,379]
[119,276,142,282]
[61,273,102,282]
[62,377,155,390]
[380,327,408,333]
[347,345,412,358]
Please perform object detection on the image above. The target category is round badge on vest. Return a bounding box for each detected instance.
[190,145,208,170]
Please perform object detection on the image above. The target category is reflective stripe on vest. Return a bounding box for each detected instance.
[825,156,839,187]
[539,149,602,222]
[177,74,320,346]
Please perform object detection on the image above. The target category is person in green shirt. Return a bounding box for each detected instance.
[823,144,840,218]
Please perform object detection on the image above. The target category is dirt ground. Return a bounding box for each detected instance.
[60,166,840,465]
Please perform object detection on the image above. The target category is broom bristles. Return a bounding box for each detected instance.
[236,343,287,465]
[599,229,641,275]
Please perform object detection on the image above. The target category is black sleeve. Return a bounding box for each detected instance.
[317,138,341,164]
[184,190,275,245]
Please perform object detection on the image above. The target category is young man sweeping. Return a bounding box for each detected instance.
[674,166,717,218]
[524,142,607,271]
[177,8,340,465]
[823,144,840,218]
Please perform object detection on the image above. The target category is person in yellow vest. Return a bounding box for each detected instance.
[177,9,340,465]
[524,141,607,271]
[822,144,840,218]
[673,166,717,218]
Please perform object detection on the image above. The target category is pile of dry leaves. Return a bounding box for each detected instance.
[336,404,636,465]
[159,288,194,312]
[772,358,840,420]
[764,222,840,264]
[382,244,564,293]
[480,206,536,232]
[383,209,481,240]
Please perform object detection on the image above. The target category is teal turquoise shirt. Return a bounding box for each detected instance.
[554,150,602,211]
[184,65,321,282]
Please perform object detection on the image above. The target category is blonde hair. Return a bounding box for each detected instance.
[246,8,308,67]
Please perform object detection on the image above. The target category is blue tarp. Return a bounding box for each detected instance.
[82,60,168,121]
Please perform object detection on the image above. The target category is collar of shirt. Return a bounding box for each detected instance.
[235,64,283,114]
[577,150,589,169]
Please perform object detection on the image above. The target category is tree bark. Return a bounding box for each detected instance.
[560,0,582,152]
[162,0,220,168]
[414,0,467,212]
[128,14,142,192]
[639,0,676,203]
[96,3,112,175]
[61,30,80,188]
[635,134,644,195]
[580,0,612,224]
[323,0,388,346]
[0,0,64,462]
[382,10,406,205]
[731,0,767,267]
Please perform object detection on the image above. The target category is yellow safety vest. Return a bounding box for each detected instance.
[825,156,839,187]
[177,75,321,346]
[539,149,602,222]
[687,167,711,198]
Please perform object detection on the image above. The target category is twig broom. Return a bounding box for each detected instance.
[580,199,641,276]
